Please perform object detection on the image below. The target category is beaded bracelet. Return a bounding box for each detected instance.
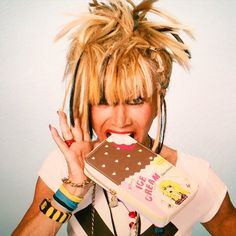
[39,198,71,223]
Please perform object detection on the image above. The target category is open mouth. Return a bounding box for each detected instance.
[105,130,135,139]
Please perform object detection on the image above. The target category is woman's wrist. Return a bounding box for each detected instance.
[61,177,94,197]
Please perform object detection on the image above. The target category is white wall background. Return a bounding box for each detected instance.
[0,0,235,235]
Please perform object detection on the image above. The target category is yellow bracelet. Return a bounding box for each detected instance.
[59,185,84,203]
[39,198,71,223]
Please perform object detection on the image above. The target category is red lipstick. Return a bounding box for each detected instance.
[105,129,133,135]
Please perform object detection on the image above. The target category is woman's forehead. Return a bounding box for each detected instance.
[88,85,155,105]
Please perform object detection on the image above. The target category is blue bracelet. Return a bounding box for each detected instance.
[54,189,78,212]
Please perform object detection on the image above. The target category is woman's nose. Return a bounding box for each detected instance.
[111,104,132,128]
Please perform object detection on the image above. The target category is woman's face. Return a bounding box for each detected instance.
[91,94,157,145]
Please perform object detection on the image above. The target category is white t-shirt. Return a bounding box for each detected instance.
[38,149,227,236]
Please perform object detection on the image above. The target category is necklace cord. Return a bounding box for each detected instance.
[91,183,96,236]
[137,216,141,236]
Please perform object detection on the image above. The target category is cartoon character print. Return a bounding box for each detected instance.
[160,180,190,205]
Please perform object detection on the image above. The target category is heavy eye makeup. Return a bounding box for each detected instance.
[126,96,145,105]
[98,96,145,106]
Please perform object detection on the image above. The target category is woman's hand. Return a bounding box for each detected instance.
[49,110,97,191]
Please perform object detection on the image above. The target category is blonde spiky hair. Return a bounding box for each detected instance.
[55,0,192,152]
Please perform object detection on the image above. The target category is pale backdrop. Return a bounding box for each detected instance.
[0,0,235,235]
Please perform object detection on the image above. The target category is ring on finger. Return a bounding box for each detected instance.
[64,139,75,147]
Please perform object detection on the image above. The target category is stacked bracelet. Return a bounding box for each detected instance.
[53,184,84,212]
[39,185,85,223]
[39,198,71,223]
[62,177,92,188]
[60,185,83,203]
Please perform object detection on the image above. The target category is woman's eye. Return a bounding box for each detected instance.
[127,97,144,105]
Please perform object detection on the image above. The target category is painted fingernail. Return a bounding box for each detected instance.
[57,110,59,115]
[49,124,52,130]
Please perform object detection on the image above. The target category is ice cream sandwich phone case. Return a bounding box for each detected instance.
[84,134,198,227]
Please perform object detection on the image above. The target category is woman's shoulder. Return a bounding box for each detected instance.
[177,150,212,184]
[159,145,178,165]
[160,145,211,182]
[176,150,210,170]
[160,145,209,166]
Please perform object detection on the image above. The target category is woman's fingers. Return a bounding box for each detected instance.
[59,112,88,142]
[71,117,90,142]
[50,112,96,180]
[71,118,83,141]
[58,110,73,141]
[49,124,69,154]
[82,123,91,142]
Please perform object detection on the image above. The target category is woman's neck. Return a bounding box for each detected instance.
[159,145,177,166]
[144,136,177,166]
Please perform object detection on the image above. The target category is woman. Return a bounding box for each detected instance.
[12,0,235,235]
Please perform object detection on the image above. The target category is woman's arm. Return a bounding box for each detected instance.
[202,192,236,236]
[12,111,97,235]
[12,177,62,236]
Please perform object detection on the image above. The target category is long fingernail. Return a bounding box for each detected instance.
[49,124,52,130]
